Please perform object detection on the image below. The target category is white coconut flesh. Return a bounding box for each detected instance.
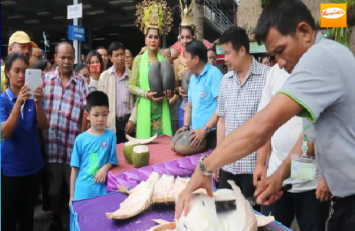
[125,141,139,146]
[133,145,150,153]
[214,189,236,202]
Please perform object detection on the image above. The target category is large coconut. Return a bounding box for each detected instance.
[170,130,207,156]
[132,145,150,168]
[123,141,139,164]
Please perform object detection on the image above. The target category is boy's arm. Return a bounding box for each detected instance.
[95,133,118,183]
[70,167,79,204]
[69,137,81,204]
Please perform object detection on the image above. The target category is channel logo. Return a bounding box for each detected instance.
[320,3,347,28]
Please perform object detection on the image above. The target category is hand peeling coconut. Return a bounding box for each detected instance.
[113,172,274,229]
[132,145,150,168]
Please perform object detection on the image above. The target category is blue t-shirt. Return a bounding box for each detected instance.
[70,129,118,200]
[188,63,223,130]
[1,88,44,176]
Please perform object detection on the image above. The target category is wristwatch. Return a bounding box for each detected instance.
[198,155,213,176]
[204,126,211,134]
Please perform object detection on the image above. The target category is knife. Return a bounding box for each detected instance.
[245,184,292,206]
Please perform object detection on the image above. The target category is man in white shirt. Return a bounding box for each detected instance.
[254,63,329,230]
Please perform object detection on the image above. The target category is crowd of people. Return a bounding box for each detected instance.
[3,0,354,231]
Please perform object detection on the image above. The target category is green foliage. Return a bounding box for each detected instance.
[327,0,354,47]
[260,0,275,8]
[330,26,351,47]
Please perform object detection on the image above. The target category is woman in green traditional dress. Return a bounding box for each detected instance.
[129,0,174,139]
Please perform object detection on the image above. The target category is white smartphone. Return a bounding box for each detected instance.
[25,69,42,99]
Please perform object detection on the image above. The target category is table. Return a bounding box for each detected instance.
[71,191,292,231]
[107,135,212,192]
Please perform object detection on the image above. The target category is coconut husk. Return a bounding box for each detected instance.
[148,222,177,231]
[106,181,155,220]
[237,0,329,41]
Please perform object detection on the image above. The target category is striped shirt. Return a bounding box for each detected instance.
[111,67,130,117]
[216,58,269,175]
[42,68,88,164]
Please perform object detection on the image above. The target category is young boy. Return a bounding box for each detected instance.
[70,91,118,204]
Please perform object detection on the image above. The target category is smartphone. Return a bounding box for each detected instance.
[25,69,42,99]
[89,64,100,74]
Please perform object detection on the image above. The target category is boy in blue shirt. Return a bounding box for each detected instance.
[70,91,118,204]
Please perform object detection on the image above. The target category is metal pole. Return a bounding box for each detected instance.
[73,0,82,64]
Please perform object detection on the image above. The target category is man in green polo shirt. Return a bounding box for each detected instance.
[175,0,355,229]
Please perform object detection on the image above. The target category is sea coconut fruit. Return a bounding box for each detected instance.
[170,130,207,156]
[132,145,150,168]
[160,60,175,94]
[181,70,192,94]
[149,61,163,97]
[123,141,139,164]
[148,60,175,98]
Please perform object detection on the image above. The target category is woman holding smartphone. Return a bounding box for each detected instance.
[1,53,48,231]
[86,50,104,90]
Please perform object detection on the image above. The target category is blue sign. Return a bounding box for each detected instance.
[68,25,85,42]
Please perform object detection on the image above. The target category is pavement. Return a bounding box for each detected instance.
[33,205,69,231]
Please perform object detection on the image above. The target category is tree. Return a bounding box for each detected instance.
[193,0,205,41]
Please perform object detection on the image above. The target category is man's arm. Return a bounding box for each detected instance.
[216,116,225,146]
[183,101,192,127]
[203,93,303,172]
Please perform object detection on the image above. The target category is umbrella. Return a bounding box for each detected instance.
[171,39,212,54]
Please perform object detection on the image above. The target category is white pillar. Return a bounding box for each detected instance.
[73,0,82,64]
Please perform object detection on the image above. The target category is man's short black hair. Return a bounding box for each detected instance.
[219,26,250,54]
[55,41,75,55]
[107,42,125,56]
[255,0,316,45]
[96,46,106,51]
[186,41,208,63]
[86,91,109,112]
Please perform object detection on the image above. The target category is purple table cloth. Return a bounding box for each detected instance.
[71,191,292,231]
[106,151,212,192]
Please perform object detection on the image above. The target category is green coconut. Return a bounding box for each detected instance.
[123,141,139,164]
[132,145,150,168]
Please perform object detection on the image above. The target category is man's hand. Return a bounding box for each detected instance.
[254,170,284,205]
[125,120,134,134]
[213,169,220,182]
[147,91,163,102]
[316,178,332,202]
[175,126,188,135]
[179,87,188,99]
[189,129,206,147]
[95,167,108,184]
[175,167,213,218]
[253,163,267,186]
